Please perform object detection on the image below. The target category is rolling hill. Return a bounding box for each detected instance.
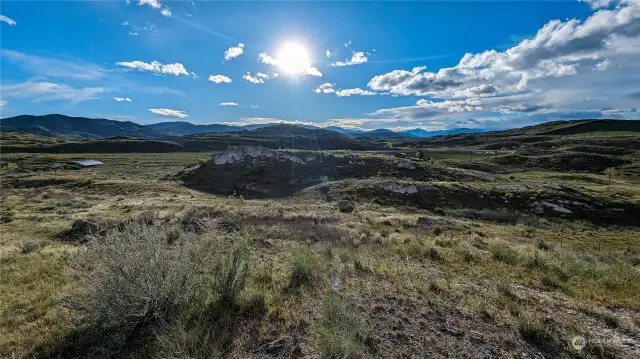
[0,114,172,140]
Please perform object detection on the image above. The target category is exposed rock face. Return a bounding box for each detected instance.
[391,159,417,170]
[213,145,305,165]
[539,201,573,214]
[378,182,439,194]
[337,200,355,213]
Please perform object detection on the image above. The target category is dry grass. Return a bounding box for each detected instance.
[1,152,639,358]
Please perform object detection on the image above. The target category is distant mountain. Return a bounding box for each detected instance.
[0,114,172,140]
[147,121,275,135]
[0,114,491,141]
[399,128,488,138]
[147,121,241,135]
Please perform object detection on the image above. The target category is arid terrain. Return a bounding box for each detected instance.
[1,119,639,359]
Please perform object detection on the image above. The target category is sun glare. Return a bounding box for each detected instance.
[276,42,311,75]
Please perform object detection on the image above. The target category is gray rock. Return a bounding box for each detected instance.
[213,145,305,165]
[338,200,355,213]
[71,219,99,236]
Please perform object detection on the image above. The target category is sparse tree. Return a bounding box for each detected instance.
[417,150,424,159]
[385,141,393,149]
[603,167,618,182]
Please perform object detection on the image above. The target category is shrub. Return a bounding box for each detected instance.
[314,295,365,359]
[488,243,519,265]
[214,241,249,308]
[20,239,42,254]
[288,247,324,290]
[74,222,212,330]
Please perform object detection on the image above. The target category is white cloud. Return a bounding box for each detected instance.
[113,97,132,102]
[335,88,377,97]
[1,80,106,102]
[258,52,278,65]
[219,102,239,106]
[2,50,106,80]
[579,0,613,9]
[1,15,17,26]
[251,104,259,108]
[364,0,640,124]
[243,73,265,84]
[221,117,319,127]
[314,83,335,94]
[304,67,323,77]
[208,74,232,84]
[331,51,368,67]
[138,0,161,9]
[242,72,278,84]
[224,43,245,61]
[160,7,171,17]
[148,108,188,118]
[594,59,611,71]
[116,60,192,76]
[325,49,333,58]
[0,100,6,107]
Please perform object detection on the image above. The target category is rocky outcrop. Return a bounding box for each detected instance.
[378,182,439,195]
[213,145,305,165]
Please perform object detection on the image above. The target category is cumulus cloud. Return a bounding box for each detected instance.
[224,43,245,61]
[243,73,265,84]
[325,49,333,58]
[242,72,278,84]
[331,51,368,67]
[219,102,239,106]
[0,15,17,26]
[1,80,106,102]
[579,0,613,9]
[116,60,192,76]
[138,0,161,9]
[148,108,188,118]
[335,88,377,97]
[208,74,232,83]
[114,97,132,102]
[314,83,335,94]
[221,117,319,127]
[160,7,171,17]
[258,52,278,65]
[362,0,640,128]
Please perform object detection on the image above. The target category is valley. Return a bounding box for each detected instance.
[1,119,639,358]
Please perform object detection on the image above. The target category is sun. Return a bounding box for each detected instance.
[276,42,311,75]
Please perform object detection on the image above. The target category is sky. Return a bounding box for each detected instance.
[1,0,639,131]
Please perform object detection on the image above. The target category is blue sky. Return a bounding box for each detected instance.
[1,0,639,131]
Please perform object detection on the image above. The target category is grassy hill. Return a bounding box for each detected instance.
[405,119,640,150]
[0,114,173,140]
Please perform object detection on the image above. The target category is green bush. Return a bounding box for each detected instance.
[74,222,212,330]
[288,247,324,290]
[314,295,365,359]
[488,243,519,265]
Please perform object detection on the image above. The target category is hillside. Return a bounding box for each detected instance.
[0,114,172,140]
[405,119,640,150]
[147,121,249,136]
[178,124,374,151]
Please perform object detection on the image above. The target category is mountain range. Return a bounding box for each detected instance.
[0,114,487,140]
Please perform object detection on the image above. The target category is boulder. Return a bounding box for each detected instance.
[71,219,100,237]
[337,200,355,213]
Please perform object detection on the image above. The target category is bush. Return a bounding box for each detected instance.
[288,247,324,290]
[214,241,249,308]
[74,222,212,330]
[20,239,42,254]
[488,243,519,265]
[314,295,365,359]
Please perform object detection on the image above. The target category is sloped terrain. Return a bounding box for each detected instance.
[180,145,478,197]
[0,114,173,140]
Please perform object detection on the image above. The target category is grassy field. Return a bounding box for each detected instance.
[1,150,639,359]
